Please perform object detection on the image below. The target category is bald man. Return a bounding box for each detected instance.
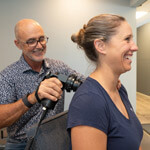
[0,19,84,149]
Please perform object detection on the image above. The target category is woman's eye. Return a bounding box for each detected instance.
[125,37,130,42]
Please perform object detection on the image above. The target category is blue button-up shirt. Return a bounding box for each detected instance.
[0,55,84,142]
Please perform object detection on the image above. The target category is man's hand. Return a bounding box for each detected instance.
[35,77,63,103]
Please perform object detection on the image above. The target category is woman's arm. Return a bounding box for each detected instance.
[71,125,107,150]
[139,146,142,150]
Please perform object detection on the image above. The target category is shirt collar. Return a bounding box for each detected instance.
[19,55,50,73]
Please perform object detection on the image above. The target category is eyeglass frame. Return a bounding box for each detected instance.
[18,36,49,48]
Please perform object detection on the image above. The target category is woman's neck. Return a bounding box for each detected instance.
[90,67,119,93]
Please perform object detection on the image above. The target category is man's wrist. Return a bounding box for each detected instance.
[22,94,34,108]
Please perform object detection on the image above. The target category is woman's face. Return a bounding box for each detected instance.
[104,21,138,74]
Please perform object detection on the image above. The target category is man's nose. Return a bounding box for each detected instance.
[36,41,43,48]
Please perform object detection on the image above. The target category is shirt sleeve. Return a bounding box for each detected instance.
[48,59,86,82]
[0,73,16,104]
[67,92,109,134]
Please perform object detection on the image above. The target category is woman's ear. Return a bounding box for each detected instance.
[94,39,106,54]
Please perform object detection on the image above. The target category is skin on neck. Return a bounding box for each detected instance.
[90,37,122,94]
[90,62,120,93]
[23,53,43,72]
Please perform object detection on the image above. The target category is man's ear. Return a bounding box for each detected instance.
[94,39,106,54]
[14,40,22,50]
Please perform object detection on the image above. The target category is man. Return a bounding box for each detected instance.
[0,19,84,149]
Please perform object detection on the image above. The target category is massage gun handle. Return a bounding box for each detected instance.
[41,99,57,109]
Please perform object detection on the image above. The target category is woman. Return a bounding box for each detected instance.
[67,14,143,150]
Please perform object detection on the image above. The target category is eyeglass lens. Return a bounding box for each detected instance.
[26,36,48,47]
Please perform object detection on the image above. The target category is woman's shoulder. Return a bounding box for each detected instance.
[70,77,108,111]
[68,77,110,133]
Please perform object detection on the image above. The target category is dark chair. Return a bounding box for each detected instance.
[0,128,7,150]
[26,110,70,150]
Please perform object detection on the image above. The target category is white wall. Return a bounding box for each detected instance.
[0,0,137,110]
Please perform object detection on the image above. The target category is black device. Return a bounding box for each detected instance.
[40,72,83,109]
[25,73,82,150]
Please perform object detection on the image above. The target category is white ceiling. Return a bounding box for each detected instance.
[136,0,150,27]
[137,0,150,11]
[130,0,147,7]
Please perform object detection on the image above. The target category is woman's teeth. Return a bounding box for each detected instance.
[124,55,132,60]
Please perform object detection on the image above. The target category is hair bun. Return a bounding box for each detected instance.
[71,33,78,43]
[83,24,87,30]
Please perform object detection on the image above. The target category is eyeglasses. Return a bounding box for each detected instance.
[20,36,49,48]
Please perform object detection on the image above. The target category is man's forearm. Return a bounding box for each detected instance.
[0,99,29,129]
